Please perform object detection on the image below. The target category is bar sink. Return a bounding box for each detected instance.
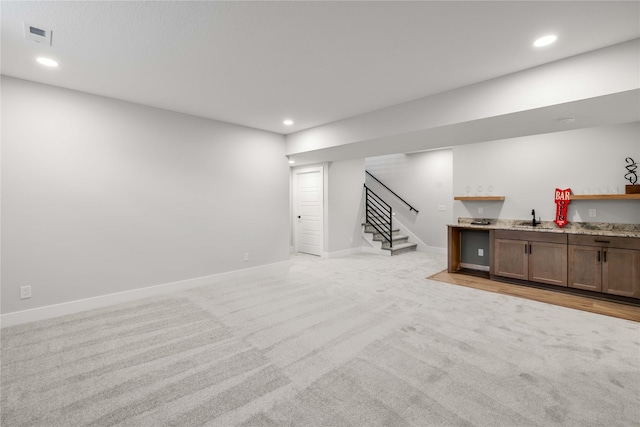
[513,221,552,229]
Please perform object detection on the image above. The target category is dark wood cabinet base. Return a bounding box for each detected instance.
[487,272,640,307]
[432,269,640,321]
[449,225,640,303]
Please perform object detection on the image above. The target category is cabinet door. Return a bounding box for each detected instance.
[529,242,568,286]
[494,239,528,280]
[602,248,640,298]
[568,245,601,292]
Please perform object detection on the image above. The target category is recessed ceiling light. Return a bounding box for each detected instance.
[36,57,59,67]
[533,35,557,48]
[283,119,294,126]
[289,160,295,164]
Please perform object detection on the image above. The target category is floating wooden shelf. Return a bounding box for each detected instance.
[454,196,506,201]
[454,195,640,201]
[570,194,640,200]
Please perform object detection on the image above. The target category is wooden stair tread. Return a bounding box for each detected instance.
[374,234,408,241]
[362,223,417,256]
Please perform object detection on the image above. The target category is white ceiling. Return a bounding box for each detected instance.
[2,1,639,135]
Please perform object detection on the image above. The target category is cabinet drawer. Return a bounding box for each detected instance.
[494,229,567,244]
[568,234,640,250]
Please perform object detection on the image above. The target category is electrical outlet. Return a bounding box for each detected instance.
[478,207,483,214]
[588,209,597,218]
[478,249,484,257]
[437,205,446,212]
[244,252,250,262]
[20,286,31,299]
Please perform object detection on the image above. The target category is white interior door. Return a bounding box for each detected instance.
[294,167,323,256]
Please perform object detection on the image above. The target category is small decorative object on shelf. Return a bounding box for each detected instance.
[625,157,639,194]
[554,188,571,228]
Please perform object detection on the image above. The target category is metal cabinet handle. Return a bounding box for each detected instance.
[597,250,600,262]
[603,250,607,263]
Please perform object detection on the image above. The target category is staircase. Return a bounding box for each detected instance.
[362,222,417,256]
[363,182,417,256]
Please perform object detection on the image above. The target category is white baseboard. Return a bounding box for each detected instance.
[326,247,363,259]
[1,261,292,328]
[361,228,386,255]
[419,246,447,255]
[361,246,391,256]
[391,217,446,255]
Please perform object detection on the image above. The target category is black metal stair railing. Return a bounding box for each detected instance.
[364,184,393,248]
[365,171,419,214]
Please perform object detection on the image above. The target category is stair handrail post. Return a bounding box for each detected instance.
[364,184,369,225]
[364,183,393,248]
[389,207,393,248]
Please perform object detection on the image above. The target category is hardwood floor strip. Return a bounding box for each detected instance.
[428,270,640,322]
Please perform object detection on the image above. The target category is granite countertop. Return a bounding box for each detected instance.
[450,218,640,238]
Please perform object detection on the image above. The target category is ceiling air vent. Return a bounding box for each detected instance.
[25,23,52,46]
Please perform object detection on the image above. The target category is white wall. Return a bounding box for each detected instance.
[453,122,640,224]
[327,159,365,255]
[1,76,290,314]
[286,40,639,157]
[366,149,453,249]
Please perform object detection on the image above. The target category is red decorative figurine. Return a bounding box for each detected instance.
[554,188,571,228]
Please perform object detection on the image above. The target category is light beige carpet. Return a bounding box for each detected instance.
[2,252,639,426]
